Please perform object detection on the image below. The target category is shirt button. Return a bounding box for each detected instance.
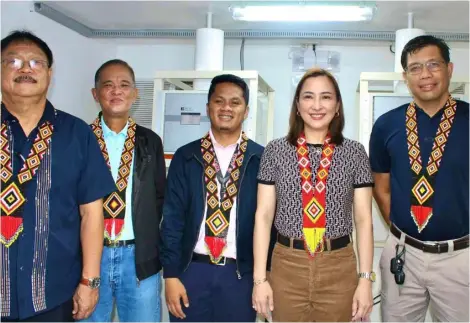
[20,266,23,271]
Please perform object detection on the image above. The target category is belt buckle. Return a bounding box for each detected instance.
[109,240,119,248]
[215,257,227,266]
[105,240,114,247]
[436,243,442,254]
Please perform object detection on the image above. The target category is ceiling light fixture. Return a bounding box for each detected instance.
[230,2,376,22]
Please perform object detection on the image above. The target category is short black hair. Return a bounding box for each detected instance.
[94,59,135,88]
[208,74,249,105]
[1,30,53,68]
[401,35,450,70]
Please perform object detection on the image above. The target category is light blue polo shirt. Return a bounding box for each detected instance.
[101,116,135,241]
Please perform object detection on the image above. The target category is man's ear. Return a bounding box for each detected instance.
[47,67,53,80]
[447,62,454,79]
[91,88,99,103]
[133,87,139,103]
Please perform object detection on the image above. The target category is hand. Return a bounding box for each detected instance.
[352,279,373,322]
[252,280,274,320]
[165,278,189,319]
[72,284,99,320]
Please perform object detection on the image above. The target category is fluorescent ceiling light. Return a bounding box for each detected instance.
[230,2,375,22]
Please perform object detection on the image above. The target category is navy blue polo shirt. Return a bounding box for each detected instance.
[1,101,115,320]
[369,99,469,241]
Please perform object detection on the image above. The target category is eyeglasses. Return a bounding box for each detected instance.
[405,60,445,75]
[100,83,135,92]
[1,58,49,71]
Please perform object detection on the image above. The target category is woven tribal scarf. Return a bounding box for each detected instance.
[91,115,136,240]
[296,132,335,257]
[1,121,53,247]
[201,132,247,263]
[406,95,457,232]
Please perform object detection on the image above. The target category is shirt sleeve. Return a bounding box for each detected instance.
[369,117,391,173]
[159,148,187,278]
[257,140,277,185]
[77,125,116,205]
[353,142,375,188]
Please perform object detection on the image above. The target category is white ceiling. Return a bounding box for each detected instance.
[44,1,469,33]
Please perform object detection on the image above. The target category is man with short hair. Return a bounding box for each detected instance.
[82,59,166,322]
[370,35,469,322]
[1,30,116,322]
[160,74,270,322]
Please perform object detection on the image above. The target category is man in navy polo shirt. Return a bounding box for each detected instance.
[370,35,469,322]
[1,30,115,321]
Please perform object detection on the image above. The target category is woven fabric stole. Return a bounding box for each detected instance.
[201,132,248,263]
[296,132,335,257]
[406,96,457,232]
[0,121,53,316]
[91,117,136,241]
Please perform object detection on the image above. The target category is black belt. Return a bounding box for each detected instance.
[192,253,236,266]
[104,239,135,248]
[390,224,469,254]
[277,233,351,251]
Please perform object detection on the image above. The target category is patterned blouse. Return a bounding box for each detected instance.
[257,137,374,239]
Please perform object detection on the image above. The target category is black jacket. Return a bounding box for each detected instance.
[131,125,166,281]
[160,138,276,279]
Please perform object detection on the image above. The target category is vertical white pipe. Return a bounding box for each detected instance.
[206,12,212,28]
[407,12,414,29]
[194,12,224,90]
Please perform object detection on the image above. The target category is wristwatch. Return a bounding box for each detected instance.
[358,272,376,282]
[80,277,101,289]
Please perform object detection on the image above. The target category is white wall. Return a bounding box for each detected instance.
[117,38,469,140]
[1,0,117,123]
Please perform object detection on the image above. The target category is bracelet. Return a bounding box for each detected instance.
[253,278,267,286]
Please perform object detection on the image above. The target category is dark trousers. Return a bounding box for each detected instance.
[169,261,256,322]
[2,299,74,322]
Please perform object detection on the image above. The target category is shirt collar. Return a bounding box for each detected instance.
[1,99,57,125]
[209,129,242,149]
[413,95,453,119]
[101,115,128,138]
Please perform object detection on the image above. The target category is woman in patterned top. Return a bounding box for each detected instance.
[252,68,374,322]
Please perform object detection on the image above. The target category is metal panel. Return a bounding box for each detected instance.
[33,2,469,42]
[130,80,154,129]
[162,92,210,153]
[33,2,93,37]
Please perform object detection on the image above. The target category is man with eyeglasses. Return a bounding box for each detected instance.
[369,35,469,321]
[1,30,116,322]
[80,59,166,322]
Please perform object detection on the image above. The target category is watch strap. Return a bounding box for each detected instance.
[80,278,91,286]
[80,277,100,289]
[358,272,375,281]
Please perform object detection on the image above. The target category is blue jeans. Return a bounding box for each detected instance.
[81,245,161,322]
